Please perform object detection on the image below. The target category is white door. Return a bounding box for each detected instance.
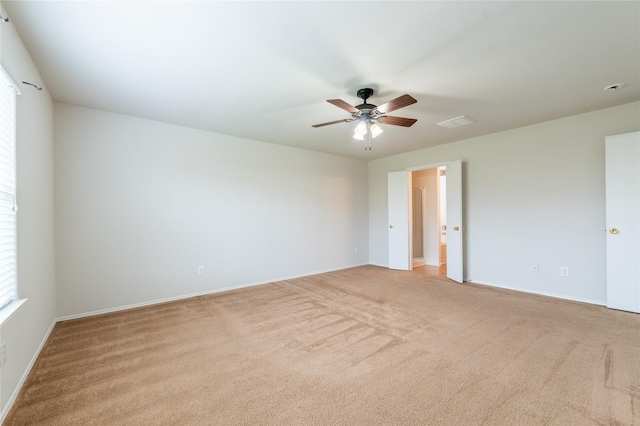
[605,131,640,313]
[388,171,411,270]
[387,161,464,282]
[446,160,463,283]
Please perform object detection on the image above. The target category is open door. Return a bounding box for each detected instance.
[445,160,463,283]
[388,161,463,282]
[388,171,411,270]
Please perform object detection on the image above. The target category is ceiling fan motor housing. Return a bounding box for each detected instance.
[354,104,376,119]
[356,88,374,101]
[355,89,378,119]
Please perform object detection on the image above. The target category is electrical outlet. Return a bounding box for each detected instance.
[0,341,7,368]
[354,247,359,254]
[198,266,205,275]
[532,264,539,273]
[560,266,569,277]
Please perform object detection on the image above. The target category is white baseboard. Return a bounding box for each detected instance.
[1,319,56,424]
[465,278,606,307]
[57,263,371,322]
[412,258,426,268]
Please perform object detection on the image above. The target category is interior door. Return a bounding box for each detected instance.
[445,160,463,283]
[605,132,640,313]
[388,171,411,270]
[387,161,464,281]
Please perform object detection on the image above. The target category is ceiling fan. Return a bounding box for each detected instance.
[312,88,417,150]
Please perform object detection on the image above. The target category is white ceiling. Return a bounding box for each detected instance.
[3,1,639,160]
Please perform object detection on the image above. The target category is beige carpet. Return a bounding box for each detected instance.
[6,265,640,425]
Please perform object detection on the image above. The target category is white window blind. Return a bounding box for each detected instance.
[0,67,18,309]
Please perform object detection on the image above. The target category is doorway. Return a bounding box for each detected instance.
[387,160,463,282]
[411,167,447,276]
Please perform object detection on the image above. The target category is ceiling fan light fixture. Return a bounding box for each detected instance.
[353,132,365,141]
[354,121,367,136]
[370,123,383,138]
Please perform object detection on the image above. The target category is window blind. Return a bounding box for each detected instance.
[0,67,18,309]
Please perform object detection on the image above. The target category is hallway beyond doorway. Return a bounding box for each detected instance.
[412,264,447,277]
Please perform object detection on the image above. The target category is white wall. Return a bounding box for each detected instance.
[54,103,369,317]
[0,3,57,417]
[369,101,640,304]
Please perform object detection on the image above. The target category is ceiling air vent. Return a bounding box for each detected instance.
[436,115,477,129]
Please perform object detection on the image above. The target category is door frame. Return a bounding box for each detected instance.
[388,161,464,282]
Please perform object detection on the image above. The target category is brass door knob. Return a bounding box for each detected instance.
[453,226,460,231]
[609,228,619,234]
[389,225,394,229]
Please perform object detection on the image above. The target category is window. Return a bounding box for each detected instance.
[0,66,19,310]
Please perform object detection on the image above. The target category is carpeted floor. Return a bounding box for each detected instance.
[5,265,640,425]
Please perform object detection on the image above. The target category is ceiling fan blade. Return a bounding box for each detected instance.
[311,118,353,128]
[375,94,417,114]
[379,116,417,127]
[327,99,359,113]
